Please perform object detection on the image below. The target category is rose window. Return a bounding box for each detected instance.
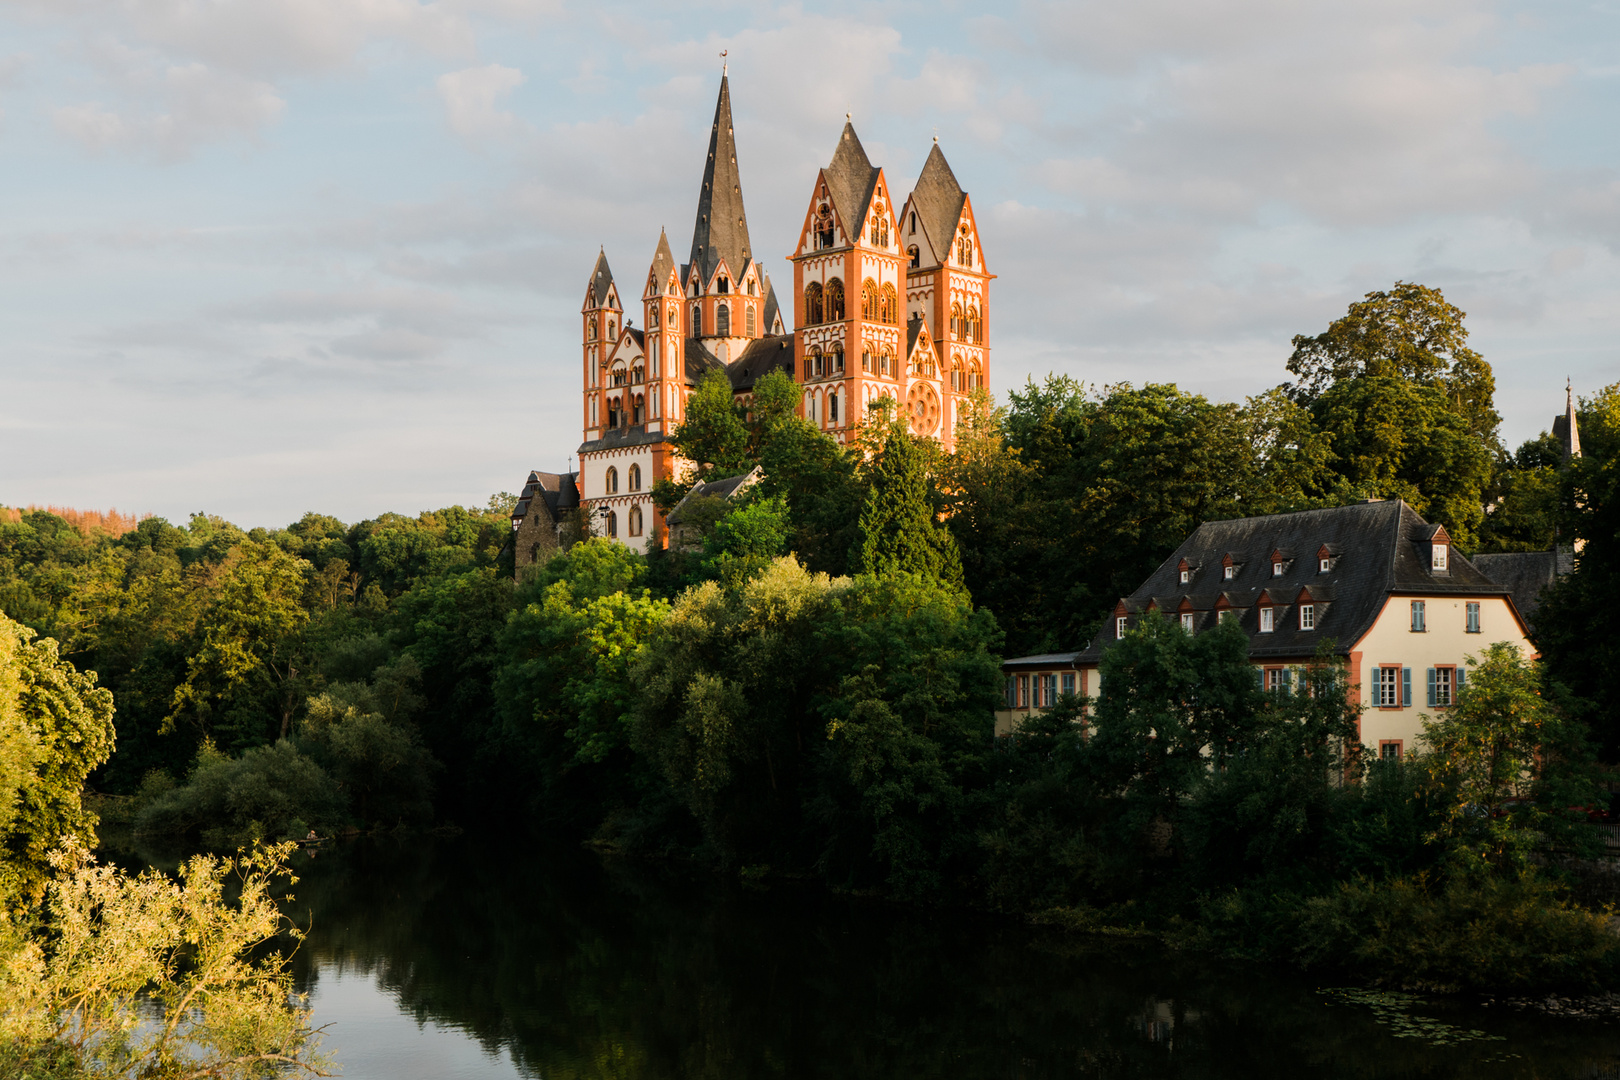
[906,382,940,437]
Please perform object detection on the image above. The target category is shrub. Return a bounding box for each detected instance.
[134,742,344,849]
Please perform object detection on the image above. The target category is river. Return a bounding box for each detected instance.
[280,835,1620,1079]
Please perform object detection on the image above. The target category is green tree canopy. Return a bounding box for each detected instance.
[856,419,962,586]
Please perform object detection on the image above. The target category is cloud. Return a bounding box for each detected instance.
[437,63,527,141]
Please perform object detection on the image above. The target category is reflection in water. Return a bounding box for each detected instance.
[285,836,1620,1080]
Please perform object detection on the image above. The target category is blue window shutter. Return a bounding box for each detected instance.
[1282,668,1293,694]
[1254,667,1264,690]
[1457,668,1467,692]
[1402,668,1412,707]
[1426,667,1436,707]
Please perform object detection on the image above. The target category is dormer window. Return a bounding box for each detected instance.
[1224,565,1236,581]
[1432,543,1448,572]
[1116,616,1128,638]
[1273,561,1285,577]
[1259,607,1274,633]
[1180,569,1190,584]
[1319,557,1330,572]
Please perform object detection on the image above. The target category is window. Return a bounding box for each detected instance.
[648,306,659,327]
[1179,569,1190,584]
[1378,666,1400,708]
[607,319,616,339]
[1427,666,1454,708]
[1432,543,1448,572]
[1222,609,1241,625]
[863,346,874,373]
[1410,600,1426,632]
[1267,668,1288,692]
[804,283,823,325]
[1319,556,1331,573]
[881,284,898,324]
[1004,677,1016,708]
[605,510,618,538]
[1380,740,1403,761]
[716,302,730,335]
[649,338,659,375]
[1018,674,1029,709]
[832,344,844,372]
[605,467,618,494]
[631,362,645,384]
[1299,604,1315,631]
[1260,607,1274,633]
[862,279,878,320]
[746,304,756,336]
[691,305,702,335]
[1181,613,1195,633]
[632,394,644,424]
[829,394,838,423]
[1273,561,1285,577]
[825,279,845,321]
[1062,672,1076,697]
[628,464,641,492]
[1223,565,1236,581]
[611,364,627,387]
[628,505,643,537]
[1466,601,1481,633]
[1116,616,1128,638]
[907,245,920,269]
[950,303,964,339]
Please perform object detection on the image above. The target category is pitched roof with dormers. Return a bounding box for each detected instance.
[587,250,617,309]
[689,75,753,283]
[511,470,580,529]
[647,230,677,296]
[1076,500,1515,664]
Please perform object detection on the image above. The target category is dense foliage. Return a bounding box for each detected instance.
[2,280,1618,998]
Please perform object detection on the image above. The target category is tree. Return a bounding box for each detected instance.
[0,613,116,907]
[856,419,962,586]
[671,371,752,484]
[1416,642,1596,872]
[1286,281,1499,443]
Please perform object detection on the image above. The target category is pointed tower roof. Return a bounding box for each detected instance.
[825,120,881,230]
[689,75,753,283]
[648,229,675,295]
[1555,379,1583,463]
[909,141,967,253]
[588,249,617,309]
[762,280,782,335]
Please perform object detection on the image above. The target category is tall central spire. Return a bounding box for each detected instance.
[689,74,752,284]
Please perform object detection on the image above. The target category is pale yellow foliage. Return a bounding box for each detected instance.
[0,840,330,1079]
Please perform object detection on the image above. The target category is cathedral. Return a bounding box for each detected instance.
[514,73,991,559]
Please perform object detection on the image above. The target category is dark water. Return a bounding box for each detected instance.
[283,836,1620,1079]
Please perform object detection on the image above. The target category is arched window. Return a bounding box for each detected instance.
[881,347,895,377]
[629,464,642,492]
[862,279,878,321]
[831,343,844,372]
[745,304,756,336]
[607,396,622,427]
[629,505,643,537]
[606,467,619,494]
[967,304,981,343]
[909,211,917,233]
[950,303,964,339]
[815,202,835,249]
[716,302,730,336]
[588,321,598,340]
[808,346,822,379]
[907,245,919,269]
[970,361,982,391]
[748,279,756,296]
[608,319,617,338]
[951,356,963,392]
[649,338,659,375]
[691,305,702,335]
[829,393,839,423]
[880,284,897,324]
[589,396,598,425]
[611,363,627,387]
[606,510,618,537]
[633,394,645,424]
[826,279,845,321]
[718,276,730,294]
[631,361,645,384]
[862,346,874,373]
[804,282,824,325]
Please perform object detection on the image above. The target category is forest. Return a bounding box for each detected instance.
[4,280,1620,1058]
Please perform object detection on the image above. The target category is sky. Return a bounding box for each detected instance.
[0,0,1617,528]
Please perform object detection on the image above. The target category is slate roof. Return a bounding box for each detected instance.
[588,250,617,308]
[577,426,667,455]
[648,230,676,295]
[684,338,728,386]
[908,142,966,265]
[689,75,753,283]
[824,122,880,237]
[665,467,761,527]
[762,280,783,334]
[511,470,580,528]
[1472,551,1560,616]
[727,334,795,392]
[1075,500,1516,664]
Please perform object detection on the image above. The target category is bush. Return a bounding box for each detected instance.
[134,741,344,849]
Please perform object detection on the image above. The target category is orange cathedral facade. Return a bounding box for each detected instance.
[572,74,991,552]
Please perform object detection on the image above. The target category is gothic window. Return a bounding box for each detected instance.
[718,276,730,294]
[649,274,657,294]
[808,346,823,379]
[629,505,643,537]
[668,304,677,323]
[862,279,878,320]
[629,464,642,492]
[881,348,895,377]
[717,302,730,336]
[951,357,963,392]
[862,346,874,373]
[691,305,702,335]
[606,510,618,538]
[606,467,619,494]
[829,393,839,423]
[826,279,845,321]
[969,360,982,391]
[956,225,973,267]
[804,282,824,325]
[631,362,644,384]
[649,307,659,328]
[608,319,617,338]
[588,322,597,340]
[950,303,964,339]
[967,304,982,343]
[611,363,627,387]
[907,245,919,269]
[815,202,835,249]
[607,396,623,428]
[745,304,756,336]
[633,395,645,424]
[830,343,844,372]
[748,279,756,296]
[880,284,897,324]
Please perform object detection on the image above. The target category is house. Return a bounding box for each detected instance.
[1007,499,1536,758]
[664,467,761,552]
[510,470,580,571]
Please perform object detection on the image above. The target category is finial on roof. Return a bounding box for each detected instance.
[720,49,727,76]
